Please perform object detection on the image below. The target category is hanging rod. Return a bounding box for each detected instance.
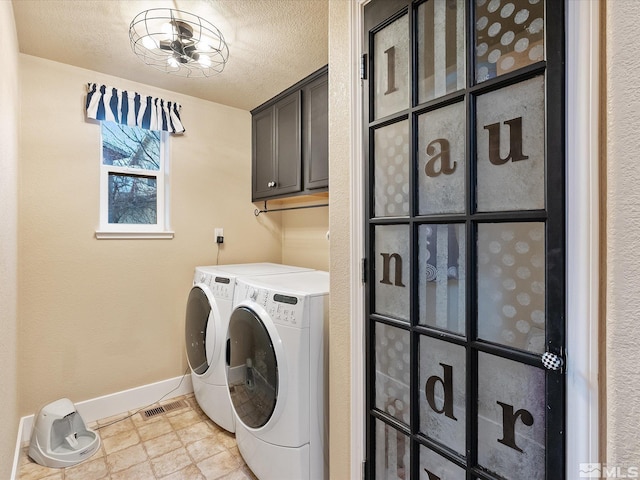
[254,201,329,216]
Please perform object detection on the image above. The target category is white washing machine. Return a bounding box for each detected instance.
[226,270,329,480]
[184,263,311,432]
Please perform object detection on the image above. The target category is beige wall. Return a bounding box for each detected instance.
[605,0,640,466]
[0,2,19,477]
[17,55,286,418]
[280,194,330,271]
[328,1,352,479]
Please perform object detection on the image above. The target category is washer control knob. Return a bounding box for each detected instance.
[248,287,258,300]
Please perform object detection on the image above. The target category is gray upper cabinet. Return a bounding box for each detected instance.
[303,71,329,190]
[251,66,328,201]
[252,107,276,200]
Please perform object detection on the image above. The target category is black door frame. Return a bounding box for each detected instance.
[362,1,567,478]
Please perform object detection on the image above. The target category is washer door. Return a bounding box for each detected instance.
[227,306,279,428]
[185,285,218,375]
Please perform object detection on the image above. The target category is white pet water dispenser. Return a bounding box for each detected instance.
[28,398,100,468]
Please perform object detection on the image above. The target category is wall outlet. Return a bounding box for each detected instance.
[215,228,224,244]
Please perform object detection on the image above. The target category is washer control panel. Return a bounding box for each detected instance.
[195,272,234,300]
[235,283,307,328]
[267,293,304,327]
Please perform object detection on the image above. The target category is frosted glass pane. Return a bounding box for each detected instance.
[419,336,466,454]
[375,323,410,425]
[418,224,466,335]
[374,15,409,119]
[375,121,410,217]
[418,0,466,103]
[477,223,546,353]
[476,76,545,212]
[475,0,545,83]
[420,446,466,480]
[375,225,410,321]
[376,420,410,480]
[477,353,545,480]
[418,102,465,215]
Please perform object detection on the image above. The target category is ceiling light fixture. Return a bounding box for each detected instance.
[129,8,229,78]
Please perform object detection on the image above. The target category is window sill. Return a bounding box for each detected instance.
[95,231,174,240]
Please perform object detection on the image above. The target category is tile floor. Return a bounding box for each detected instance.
[16,394,258,480]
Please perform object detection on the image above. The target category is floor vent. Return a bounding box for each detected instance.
[142,399,188,419]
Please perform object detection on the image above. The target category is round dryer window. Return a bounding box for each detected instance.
[185,286,211,375]
[227,306,278,428]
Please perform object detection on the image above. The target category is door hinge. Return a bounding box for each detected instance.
[362,460,368,480]
[360,54,368,80]
[361,258,368,284]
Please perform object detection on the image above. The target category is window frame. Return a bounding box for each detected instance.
[95,121,173,239]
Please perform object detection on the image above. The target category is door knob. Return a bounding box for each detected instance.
[541,351,563,371]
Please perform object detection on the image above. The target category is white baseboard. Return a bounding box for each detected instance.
[11,416,26,480]
[11,372,193,479]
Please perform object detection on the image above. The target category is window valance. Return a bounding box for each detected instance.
[85,83,185,134]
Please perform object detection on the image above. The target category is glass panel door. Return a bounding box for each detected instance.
[363,1,565,478]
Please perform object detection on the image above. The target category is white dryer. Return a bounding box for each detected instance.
[226,271,329,480]
[185,263,311,432]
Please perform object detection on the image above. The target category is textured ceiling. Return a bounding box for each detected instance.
[11,0,329,111]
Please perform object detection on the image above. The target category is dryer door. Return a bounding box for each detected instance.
[227,306,279,428]
[185,285,216,375]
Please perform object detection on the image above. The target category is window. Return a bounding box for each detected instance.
[96,121,172,239]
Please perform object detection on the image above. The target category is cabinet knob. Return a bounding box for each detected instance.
[267,181,277,188]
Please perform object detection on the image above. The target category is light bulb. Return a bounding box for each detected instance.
[198,55,212,67]
[142,36,157,50]
[197,41,211,52]
[161,22,175,39]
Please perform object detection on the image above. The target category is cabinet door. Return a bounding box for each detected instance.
[303,72,329,190]
[252,108,275,200]
[274,91,302,196]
